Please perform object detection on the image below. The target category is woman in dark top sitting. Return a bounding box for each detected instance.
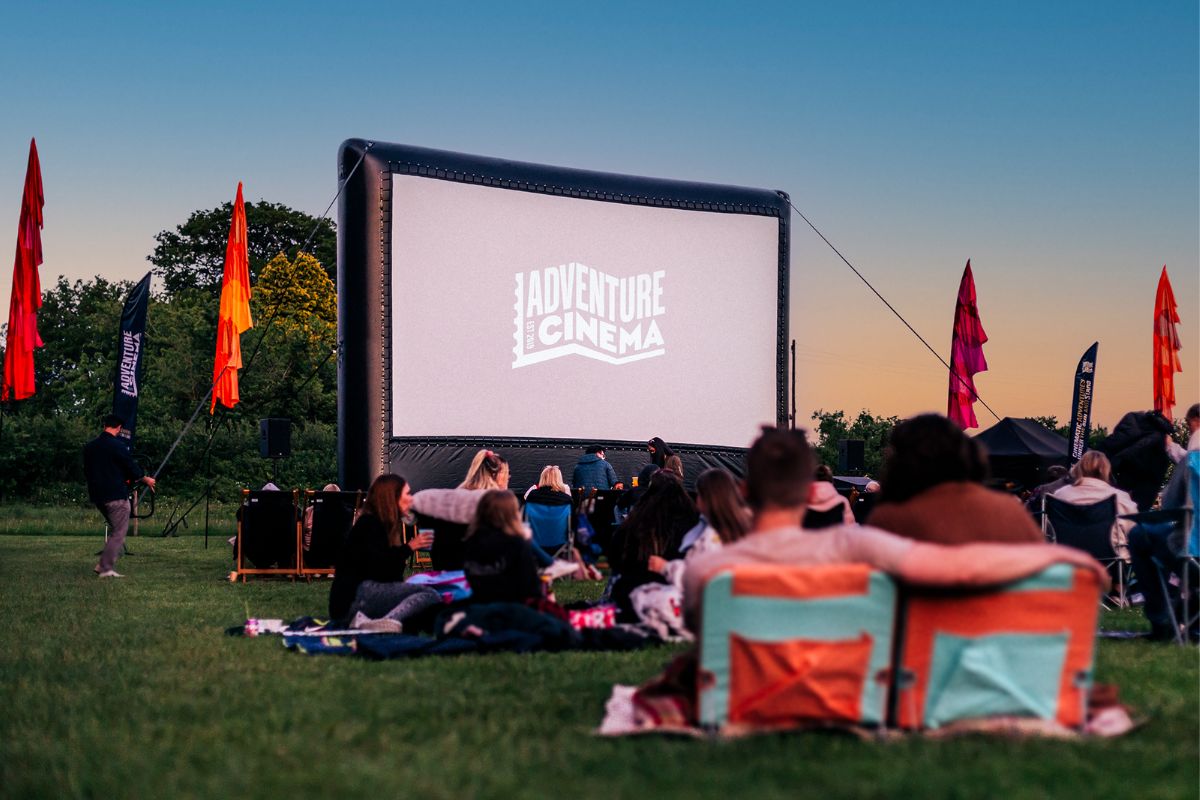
[609,470,698,619]
[462,490,544,605]
[328,474,435,625]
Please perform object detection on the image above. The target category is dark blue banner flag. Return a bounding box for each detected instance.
[112,273,151,447]
[1068,342,1098,464]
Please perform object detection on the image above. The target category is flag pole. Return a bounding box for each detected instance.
[148,145,375,522]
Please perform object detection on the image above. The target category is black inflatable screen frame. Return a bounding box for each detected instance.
[337,139,790,491]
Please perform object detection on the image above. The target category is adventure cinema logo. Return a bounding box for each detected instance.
[512,262,666,368]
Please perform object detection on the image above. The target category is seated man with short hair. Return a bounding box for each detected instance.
[684,426,1107,630]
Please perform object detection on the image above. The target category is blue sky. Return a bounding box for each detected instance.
[2,1,1196,430]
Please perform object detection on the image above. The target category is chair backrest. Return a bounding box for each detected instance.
[524,501,571,549]
[1186,451,1199,558]
[851,492,876,524]
[305,490,360,568]
[802,506,845,531]
[415,512,469,571]
[895,563,1101,730]
[1044,495,1117,561]
[697,563,897,731]
[241,490,299,568]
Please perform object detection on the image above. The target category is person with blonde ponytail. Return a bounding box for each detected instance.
[412,449,511,569]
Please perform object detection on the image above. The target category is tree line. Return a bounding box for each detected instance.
[2,199,1183,507]
[0,202,337,506]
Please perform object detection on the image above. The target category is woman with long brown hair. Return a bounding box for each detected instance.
[651,468,749,587]
[462,490,544,604]
[609,470,698,619]
[328,473,436,627]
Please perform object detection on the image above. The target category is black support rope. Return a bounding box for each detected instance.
[150,142,374,485]
[787,199,1001,423]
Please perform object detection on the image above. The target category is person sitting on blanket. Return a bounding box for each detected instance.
[328,473,438,630]
[650,468,750,589]
[411,449,510,570]
[610,470,699,620]
[683,426,1109,630]
[866,413,1044,545]
[462,489,546,605]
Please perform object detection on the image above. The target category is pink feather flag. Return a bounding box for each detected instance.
[947,260,988,429]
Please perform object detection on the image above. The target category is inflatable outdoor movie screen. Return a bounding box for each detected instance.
[337,139,790,490]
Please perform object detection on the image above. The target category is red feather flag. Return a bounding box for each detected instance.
[1152,266,1182,421]
[2,139,45,402]
[210,182,253,413]
[947,260,989,429]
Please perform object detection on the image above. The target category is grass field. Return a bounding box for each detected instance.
[1,532,1197,800]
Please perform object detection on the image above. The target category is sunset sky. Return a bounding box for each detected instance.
[2,1,1196,433]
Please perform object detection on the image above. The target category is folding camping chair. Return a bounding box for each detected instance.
[893,563,1101,731]
[299,490,362,577]
[524,500,574,561]
[1147,451,1200,644]
[1044,495,1128,608]
[697,563,898,733]
[236,489,301,581]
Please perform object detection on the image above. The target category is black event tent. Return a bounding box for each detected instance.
[973,417,1070,491]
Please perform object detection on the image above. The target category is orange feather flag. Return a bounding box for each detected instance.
[1152,266,1182,421]
[211,182,253,413]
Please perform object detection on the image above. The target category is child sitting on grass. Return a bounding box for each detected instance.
[462,490,545,605]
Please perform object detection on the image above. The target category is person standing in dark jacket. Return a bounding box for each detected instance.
[571,446,622,491]
[84,414,156,578]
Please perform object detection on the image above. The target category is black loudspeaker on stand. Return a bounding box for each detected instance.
[838,439,865,474]
[260,418,291,482]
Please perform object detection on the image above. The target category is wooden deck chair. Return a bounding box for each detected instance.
[697,563,898,734]
[403,520,434,570]
[236,489,300,582]
[1045,494,1127,607]
[893,563,1101,731]
[299,490,362,577]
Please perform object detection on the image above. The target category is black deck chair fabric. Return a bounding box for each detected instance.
[305,491,358,569]
[1044,494,1127,605]
[803,506,846,530]
[1044,495,1118,561]
[417,513,468,571]
[241,491,299,569]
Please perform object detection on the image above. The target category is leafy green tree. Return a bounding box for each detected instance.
[809,409,899,477]
[24,276,128,417]
[149,201,335,296]
[0,258,339,506]
[1029,415,1110,450]
[234,251,338,426]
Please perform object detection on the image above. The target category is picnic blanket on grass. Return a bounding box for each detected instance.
[597,650,1139,740]
[229,602,662,659]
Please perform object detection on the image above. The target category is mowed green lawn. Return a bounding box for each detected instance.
[0,530,1196,800]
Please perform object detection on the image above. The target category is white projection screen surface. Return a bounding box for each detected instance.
[389,175,781,447]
